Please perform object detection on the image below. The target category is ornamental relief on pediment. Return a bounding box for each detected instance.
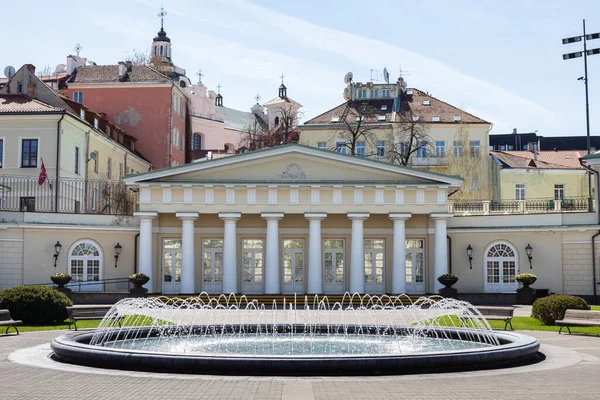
[278,163,310,179]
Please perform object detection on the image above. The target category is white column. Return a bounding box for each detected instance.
[262,212,284,294]
[348,212,369,294]
[219,212,241,294]
[431,213,453,293]
[134,212,157,292]
[305,213,327,294]
[389,213,411,294]
[176,212,199,294]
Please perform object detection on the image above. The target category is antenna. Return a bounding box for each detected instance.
[398,64,410,78]
[370,69,380,82]
[74,43,83,57]
[383,67,390,84]
[3,66,15,79]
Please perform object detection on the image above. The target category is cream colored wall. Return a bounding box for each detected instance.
[87,133,151,181]
[22,228,139,285]
[498,169,589,200]
[0,229,24,290]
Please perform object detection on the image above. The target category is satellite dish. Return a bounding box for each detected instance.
[343,87,350,100]
[4,66,15,79]
[383,67,389,84]
[401,80,408,88]
[54,64,66,74]
[344,72,353,84]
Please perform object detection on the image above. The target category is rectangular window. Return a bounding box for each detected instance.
[381,89,391,98]
[21,139,38,167]
[0,139,3,167]
[107,157,112,180]
[335,141,347,154]
[126,166,130,174]
[453,141,463,158]
[17,82,24,93]
[376,141,385,158]
[94,118,99,129]
[515,183,526,201]
[507,144,514,150]
[19,197,35,212]
[172,128,180,149]
[317,142,327,150]
[435,141,445,157]
[370,89,379,98]
[357,89,367,99]
[523,144,529,150]
[90,152,98,173]
[356,141,366,157]
[119,163,123,178]
[396,142,409,156]
[73,91,84,104]
[469,140,481,157]
[416,141,427,158]
[554,184,565,200]
[74,146,80,175]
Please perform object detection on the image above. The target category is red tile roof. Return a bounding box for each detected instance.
[0,94,65,113]
[68,64,171,84]
[491,150,584,169]
[303,89,489,125]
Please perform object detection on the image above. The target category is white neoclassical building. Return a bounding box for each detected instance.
[125,144,462,295]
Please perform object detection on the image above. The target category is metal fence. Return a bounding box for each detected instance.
[0,175,138,215]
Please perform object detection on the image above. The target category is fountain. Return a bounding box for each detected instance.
[51,294,540,375]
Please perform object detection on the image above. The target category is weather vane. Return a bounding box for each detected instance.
[196,69,204,83]
[158,6,167,30]
[255,94,261,104]
[74,43,83,57]
[280,73,285,85]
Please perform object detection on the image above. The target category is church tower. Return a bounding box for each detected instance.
[151,7,172,64]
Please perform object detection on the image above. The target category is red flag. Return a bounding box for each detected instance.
[38,160,47,186]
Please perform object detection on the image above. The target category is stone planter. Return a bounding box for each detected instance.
[437,276,458,299]
[516,277,537,288]
[438,277,458,288]
[51,276,72,288]
[130,276,150,288]
[129,276,150,296]
[516,276,537,305]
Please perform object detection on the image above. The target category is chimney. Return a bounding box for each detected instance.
[66,55,78,74]
[24,64,36,74]
[125,61,133,72]
[118,62,127,80]
[512,128,517,134]
[533,143,538,160]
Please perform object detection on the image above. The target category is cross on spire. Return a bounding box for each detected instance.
[158,6,167,30]
[280,73,285,85]
[255,94,261,104]
[196,69,204,83]
[74,43,83,56]
[217,83,221,94]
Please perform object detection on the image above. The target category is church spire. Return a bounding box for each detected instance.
[278,73,287,98]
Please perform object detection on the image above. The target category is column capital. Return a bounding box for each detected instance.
[219,212,241,221]
[430,212,454,220]
[176,212,199,220]
[134,211,158,220]
[389,212,412,221]
[347,212,369,220]
[305,212,327,220]
[261,212,284,220]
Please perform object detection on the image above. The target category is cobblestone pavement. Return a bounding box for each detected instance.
[1,329,600,399]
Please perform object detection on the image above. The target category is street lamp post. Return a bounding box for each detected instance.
[562,19,600,212]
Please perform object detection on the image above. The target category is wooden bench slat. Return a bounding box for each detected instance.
[554,309,600,333]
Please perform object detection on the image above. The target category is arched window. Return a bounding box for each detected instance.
[193,133,202,150]
[154,46,157,56]
[160,46,163,56]
[484,241,518,293]
[274,116,280,125]
[68,240,103,292]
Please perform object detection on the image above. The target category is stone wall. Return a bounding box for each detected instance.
[0,240,24,290]
[562,242,600,296]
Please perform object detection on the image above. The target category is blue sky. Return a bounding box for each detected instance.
[2,0,598,136]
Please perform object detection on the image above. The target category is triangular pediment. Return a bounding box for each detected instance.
[125,144,462,186]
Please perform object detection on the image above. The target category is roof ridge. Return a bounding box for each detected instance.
[304,102,346,125]
[415,88,490,124]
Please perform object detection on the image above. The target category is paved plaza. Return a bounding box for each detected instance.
[1,326,600,400]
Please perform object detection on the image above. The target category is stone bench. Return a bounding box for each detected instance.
[460,306,515,330]
[555,309,600,334]
[66,305,119,331]
[0,309,22,335]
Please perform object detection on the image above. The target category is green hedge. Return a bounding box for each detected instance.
[0,285,72,324]
[532,294,590,325]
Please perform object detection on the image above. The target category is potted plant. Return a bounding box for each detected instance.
[437,273,458,288]
[129,273,150,288]
[50,272,72,288]
[516,273,537,288]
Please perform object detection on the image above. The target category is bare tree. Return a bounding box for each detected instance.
[274,104,302,145]
[125,49,150,65]
[334,102,379,155]
[37,64,54,77]
[386,111,433,166]
[240,118,267,151]
[445,123,490,199]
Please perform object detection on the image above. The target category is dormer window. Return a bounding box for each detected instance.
[80,109,85,119]
[453,115,462,122]
[423,100,431,106]
[406,89,413,95]
[94,118,99,129]
[432,116,440,122]
[378,115,386,121]
[356,116,364,122]
[331,116,340,122]
[412,115,419,121]
[381,105,388,111]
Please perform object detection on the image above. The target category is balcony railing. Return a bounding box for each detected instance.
[0,175,138,215]
[450,197,593,216]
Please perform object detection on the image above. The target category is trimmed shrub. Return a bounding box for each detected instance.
[0,285,72,325]
[532,294,590,325]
